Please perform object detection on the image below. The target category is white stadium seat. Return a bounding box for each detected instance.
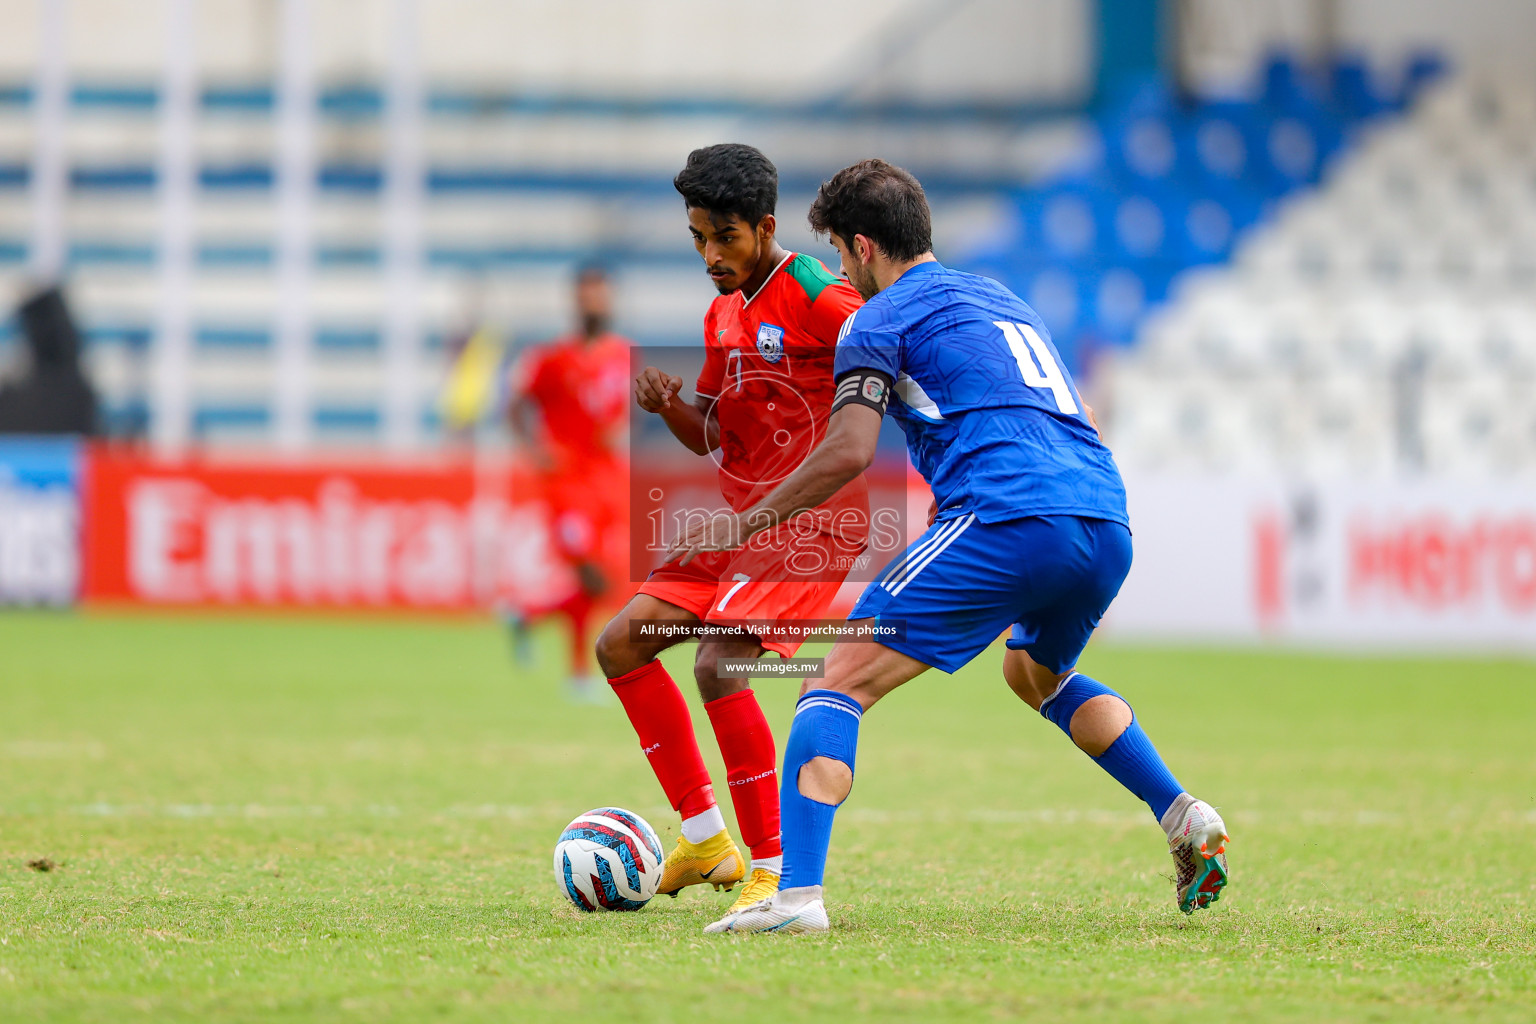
[1111,69,1536,477]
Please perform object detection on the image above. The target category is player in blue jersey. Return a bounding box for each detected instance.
[665,159,1230,934]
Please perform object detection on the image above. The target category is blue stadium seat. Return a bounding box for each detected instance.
[958,50,1423,371]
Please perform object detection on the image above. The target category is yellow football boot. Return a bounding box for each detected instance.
[658,829,745,897]
[726,867,780,913]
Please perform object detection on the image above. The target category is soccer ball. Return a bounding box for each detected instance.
[553,807,664,911]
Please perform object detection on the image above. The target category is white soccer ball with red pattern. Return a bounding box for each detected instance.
[553,807,664,911]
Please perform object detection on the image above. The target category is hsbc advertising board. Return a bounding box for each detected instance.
[1109,475,1536,653]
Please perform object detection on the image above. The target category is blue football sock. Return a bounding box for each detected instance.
[778,690,862,890]
[1040,672,1184,821]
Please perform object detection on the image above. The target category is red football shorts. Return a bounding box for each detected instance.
[638,525,861,657]
[541,462,626,565]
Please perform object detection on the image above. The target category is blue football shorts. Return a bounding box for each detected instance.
[847,513,1133,675]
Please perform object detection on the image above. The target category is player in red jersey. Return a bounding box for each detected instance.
[509,264,633,700]
[594,144,867,912]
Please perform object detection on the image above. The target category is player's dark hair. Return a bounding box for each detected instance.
[808,159,933,261]
[574,260,609,283]
[673,144,778,225]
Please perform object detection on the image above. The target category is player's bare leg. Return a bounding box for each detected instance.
[706,630,929,934]
[793,633,932,710]
[593,592,698,678]
[1002,648,1129,751]
[1002,647,1229,914]
[692,639,756,702]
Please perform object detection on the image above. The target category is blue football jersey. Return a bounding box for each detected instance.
[834,261,1128,526]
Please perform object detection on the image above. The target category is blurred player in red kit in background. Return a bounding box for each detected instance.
[507,264,634,700]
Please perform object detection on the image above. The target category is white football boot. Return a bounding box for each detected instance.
[703,884,829,935]
[1162,794,1230,914]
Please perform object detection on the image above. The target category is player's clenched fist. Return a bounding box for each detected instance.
[634,366,685,413]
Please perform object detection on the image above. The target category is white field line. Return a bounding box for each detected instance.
[0,802,673,821]
[0,804,1528,827]
[1,741,106,759]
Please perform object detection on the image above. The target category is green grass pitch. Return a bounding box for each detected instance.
[1,611,1533,1022]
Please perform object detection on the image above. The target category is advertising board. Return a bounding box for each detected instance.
[1110,475,1536,653]
[0,437,82,606]
[81,450,578,612]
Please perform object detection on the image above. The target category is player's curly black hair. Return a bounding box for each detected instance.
[808,158,932,261]
[673,144,778,225]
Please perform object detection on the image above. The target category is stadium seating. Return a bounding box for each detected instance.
[1104,67,1536,475]
[0,11,1082,447]
[960,54,1444,373]
[0,0,1488,470]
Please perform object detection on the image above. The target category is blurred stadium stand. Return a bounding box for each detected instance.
[964,52,1444,375]
[0,0,1530,471]
[1104,68,1536,476]
[0,0,1095,449]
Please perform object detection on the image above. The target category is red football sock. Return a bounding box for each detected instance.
[607,661,716,817]
[555,590,595,675]
[705,689,782,860]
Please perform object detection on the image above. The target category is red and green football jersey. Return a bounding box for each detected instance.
[696,252,867,534]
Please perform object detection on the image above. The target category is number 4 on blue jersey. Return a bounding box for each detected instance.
[995,320,1078,415]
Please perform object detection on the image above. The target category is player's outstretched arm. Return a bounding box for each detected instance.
[634,366,720,455]
[665,403,880,565]
[739,403,881,531]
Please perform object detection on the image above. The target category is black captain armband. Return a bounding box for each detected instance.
[832,369,896,416]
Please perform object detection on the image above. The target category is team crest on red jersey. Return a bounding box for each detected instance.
[756,323,785,363]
